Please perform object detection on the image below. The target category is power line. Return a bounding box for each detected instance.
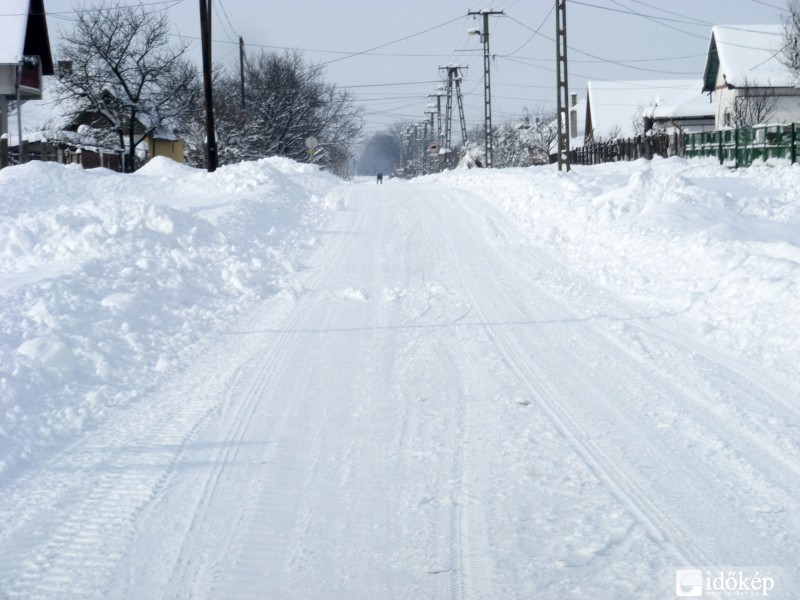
[498,5,554,58]
[504,15,700,75]
[321,15,466,66]
[212,0,238,43]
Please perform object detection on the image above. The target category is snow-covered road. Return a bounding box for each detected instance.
[1,169,799,598]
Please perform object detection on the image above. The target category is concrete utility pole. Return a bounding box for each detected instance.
[424,106,436,172]
[199,0,217,172]
[468,9,503,168]
[429,85,445,170]
[555,0,571,172]
[440,65,468,167]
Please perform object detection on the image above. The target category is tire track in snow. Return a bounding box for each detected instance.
[161,198,372,597]
[0,379,224,598]
[450,189,800,564]
[451,187,800,565]
[0,195,367,599]
[433,189,714,570]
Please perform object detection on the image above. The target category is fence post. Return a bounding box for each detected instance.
[0,137,7,169]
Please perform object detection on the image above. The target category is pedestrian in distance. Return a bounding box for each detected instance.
[377,173,383,184]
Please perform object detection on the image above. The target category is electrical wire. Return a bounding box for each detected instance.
[320,15,465,66]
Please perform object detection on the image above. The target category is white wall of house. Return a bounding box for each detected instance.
[713,86,800,129]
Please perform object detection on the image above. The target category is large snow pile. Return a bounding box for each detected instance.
[429,157,800,374]
[0,157,344,481]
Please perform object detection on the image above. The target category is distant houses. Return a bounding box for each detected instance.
[1,0,185,171]
[571,22,800,155]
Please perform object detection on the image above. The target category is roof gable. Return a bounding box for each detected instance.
[0,0,53,73]
[702,24,790,92]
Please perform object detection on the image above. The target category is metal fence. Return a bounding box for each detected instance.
[683,123,800,168]
[570,124,800,169]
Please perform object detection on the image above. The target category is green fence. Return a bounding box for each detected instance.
[684,123,800,168]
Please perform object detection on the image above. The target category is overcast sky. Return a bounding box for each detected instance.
[38,0,790,134]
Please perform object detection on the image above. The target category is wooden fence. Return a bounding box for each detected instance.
[1,139,122,171]
[569,133,678,166]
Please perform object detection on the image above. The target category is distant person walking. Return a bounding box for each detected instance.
[377,173,383,184]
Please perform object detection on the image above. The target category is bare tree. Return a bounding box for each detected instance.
[490,108,558,167]
[782,1,800,77]
[55,2,200,171]
[207,50,362,177]
[732,78,780,127]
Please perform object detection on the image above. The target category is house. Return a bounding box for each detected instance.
[6,83,185,170]
[0,0,54,144]
[645,82,715,135]
[584,79,704,142]
[61,90,185,168]
[702,24,800,129]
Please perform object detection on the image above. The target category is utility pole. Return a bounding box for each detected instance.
[424,106,436,172]
[199,0,217,172]
[440,65,468,168]
[239,36,246,110]
[556,0,570,172]
[468,9,503,168]
[429,85,445,171]
[420,120,429,175]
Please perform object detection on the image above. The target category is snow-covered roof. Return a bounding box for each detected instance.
[702,24,793,91]
[647,81,713,120]
[586,79,699,139]
[0,0,31,64]
[7,77,69,131]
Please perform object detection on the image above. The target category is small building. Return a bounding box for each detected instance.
[0,0,54,143]
[62,92,186,168]
[646,82,715,135]
[702,24,800,129]
[584,79,703,142]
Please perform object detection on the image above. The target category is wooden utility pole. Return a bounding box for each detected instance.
[199,0,217,172]
[556,0,570,171]
[239,36,246,110]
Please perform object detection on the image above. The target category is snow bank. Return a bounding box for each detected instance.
[428,157,800,374]
[0,157,343,481]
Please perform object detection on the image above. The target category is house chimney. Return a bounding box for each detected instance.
[571,93,578,107]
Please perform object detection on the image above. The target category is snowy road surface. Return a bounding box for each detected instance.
[2,169,799,598]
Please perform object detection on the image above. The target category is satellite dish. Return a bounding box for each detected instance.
[305,136,318,149]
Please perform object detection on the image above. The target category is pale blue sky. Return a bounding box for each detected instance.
[35,0,790,133]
